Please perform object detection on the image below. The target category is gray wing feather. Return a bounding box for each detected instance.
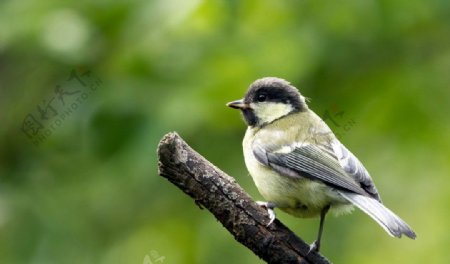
[253,143,368,196]
[331,140,381,201]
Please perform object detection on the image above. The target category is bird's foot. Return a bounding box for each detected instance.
[256,201,276,226]
[308,240,320,254]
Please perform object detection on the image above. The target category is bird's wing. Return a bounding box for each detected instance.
[329,140,381,201]
[253,141,373,197]
[252,135,415,239]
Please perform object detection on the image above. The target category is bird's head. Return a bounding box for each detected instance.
[227,77,308,127]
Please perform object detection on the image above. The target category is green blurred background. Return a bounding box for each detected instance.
[1,0,450,263]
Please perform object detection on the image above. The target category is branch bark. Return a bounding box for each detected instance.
[157,132,331,264]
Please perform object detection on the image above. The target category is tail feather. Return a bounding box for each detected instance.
[340,192,416,239]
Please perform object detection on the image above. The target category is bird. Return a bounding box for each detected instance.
[226,77,416,252]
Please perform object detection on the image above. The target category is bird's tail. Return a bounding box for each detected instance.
[340,192,416,239]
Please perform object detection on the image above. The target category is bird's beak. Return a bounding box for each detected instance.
[226,99,250,110]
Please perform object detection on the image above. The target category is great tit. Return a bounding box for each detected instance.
[227,77,416,252]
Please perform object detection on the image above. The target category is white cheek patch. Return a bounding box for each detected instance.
[251,102,294,125]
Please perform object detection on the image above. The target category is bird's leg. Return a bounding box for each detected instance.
[256,201,276,226]
[309,204,331,253]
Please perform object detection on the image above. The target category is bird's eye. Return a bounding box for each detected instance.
[257,94,267,102]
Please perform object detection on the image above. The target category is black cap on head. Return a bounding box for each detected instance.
[244,77,306,111]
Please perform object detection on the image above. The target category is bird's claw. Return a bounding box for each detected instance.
[256,201,276,226]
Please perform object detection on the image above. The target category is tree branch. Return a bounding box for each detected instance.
[157,132,331,264]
